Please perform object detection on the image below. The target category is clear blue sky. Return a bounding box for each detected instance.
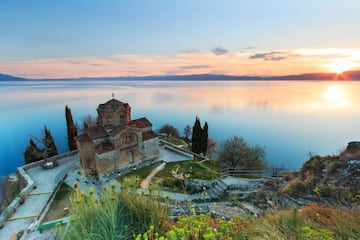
[1,0,360,78]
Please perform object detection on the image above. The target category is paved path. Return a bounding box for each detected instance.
[0,155,77,240]
[140,162,166,189]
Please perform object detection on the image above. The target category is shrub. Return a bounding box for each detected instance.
[281,178,308,197]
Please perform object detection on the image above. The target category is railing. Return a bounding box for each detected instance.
[220,168,299,178]
[159,139,208,161]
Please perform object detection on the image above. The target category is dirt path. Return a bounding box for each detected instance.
[140,162,166,189]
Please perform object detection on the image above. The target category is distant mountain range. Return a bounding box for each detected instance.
[1,71,360,81]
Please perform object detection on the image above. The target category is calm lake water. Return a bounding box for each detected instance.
[1,80,360,177]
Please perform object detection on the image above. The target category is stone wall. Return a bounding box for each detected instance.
[143,138,159,157]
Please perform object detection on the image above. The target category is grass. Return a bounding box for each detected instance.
[42,182,73,223]
[0,175,20,212]
[154,160,219,192]
[159,136,191,149]
[63,176,170,240]
[156,160,219,180]
[116,159,220,191]
[117,161,163,182]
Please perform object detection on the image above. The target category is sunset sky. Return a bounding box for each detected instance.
[1,0,360,79]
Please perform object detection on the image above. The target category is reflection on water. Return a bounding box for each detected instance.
[1,80,360,176]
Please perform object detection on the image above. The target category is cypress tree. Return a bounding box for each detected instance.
[191,117,209,156]
[23,139,43,164]
[66,105,78,150]
[201,121,208,154]
[44,126,58,157]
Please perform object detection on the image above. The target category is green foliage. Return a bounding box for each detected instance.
[138,205,360,240]
[64,177,170,240]
[157,160,219,182]
[159,136,189,147]
[0,175,20,212]
[23,139,43,164]
[44,126,58,157]
[218,136,266,169]
[159,124,180,138]
[281,177,308,197]
[300,155,325,180]
[65,105,78,151]
[326,160,346,176]
[191,117,208,155]
[24,126,59,164]
[117,162,163,181]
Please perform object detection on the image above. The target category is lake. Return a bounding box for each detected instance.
[1,80,360,178]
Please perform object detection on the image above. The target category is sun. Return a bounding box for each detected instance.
[326,60,355,74]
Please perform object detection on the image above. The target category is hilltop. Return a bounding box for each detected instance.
[259,142,360,208]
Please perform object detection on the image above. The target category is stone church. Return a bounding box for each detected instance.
[75,98,159,178]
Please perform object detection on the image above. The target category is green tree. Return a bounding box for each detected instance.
[65,105,78,150]
[159,124,179,138]
[23,139,43,164]
[201,121,208,154]
[191,117,208,155]
[44,126,58,157]
[23,126,59,164]
[218,136,266,169]
[191,117,202,154]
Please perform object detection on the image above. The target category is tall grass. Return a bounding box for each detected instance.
[63,176,170,240]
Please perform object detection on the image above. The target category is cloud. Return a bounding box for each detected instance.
[2,47,360,79]
[211,47,229,56]
[178,64,211,70]
[249,51,287,61]
[181,49,201,54]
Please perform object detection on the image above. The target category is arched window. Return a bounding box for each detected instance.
[124,135,132,144]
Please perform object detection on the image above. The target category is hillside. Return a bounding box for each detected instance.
[261,141,360,207]
[1,71,360,81]
[0,73,28,81]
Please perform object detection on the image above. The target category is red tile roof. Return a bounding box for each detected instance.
[86,126,109,140]
[95,141,114,154]
[142,131,158,140]
[130,117,152,128]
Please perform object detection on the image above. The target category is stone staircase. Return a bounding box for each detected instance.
[191,179,228,201]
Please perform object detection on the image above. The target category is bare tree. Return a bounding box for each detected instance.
[183,125,192,140]
[81,114,98,131]
[206,138,217,158]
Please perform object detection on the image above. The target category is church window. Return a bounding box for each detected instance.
[125,135,132,143]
